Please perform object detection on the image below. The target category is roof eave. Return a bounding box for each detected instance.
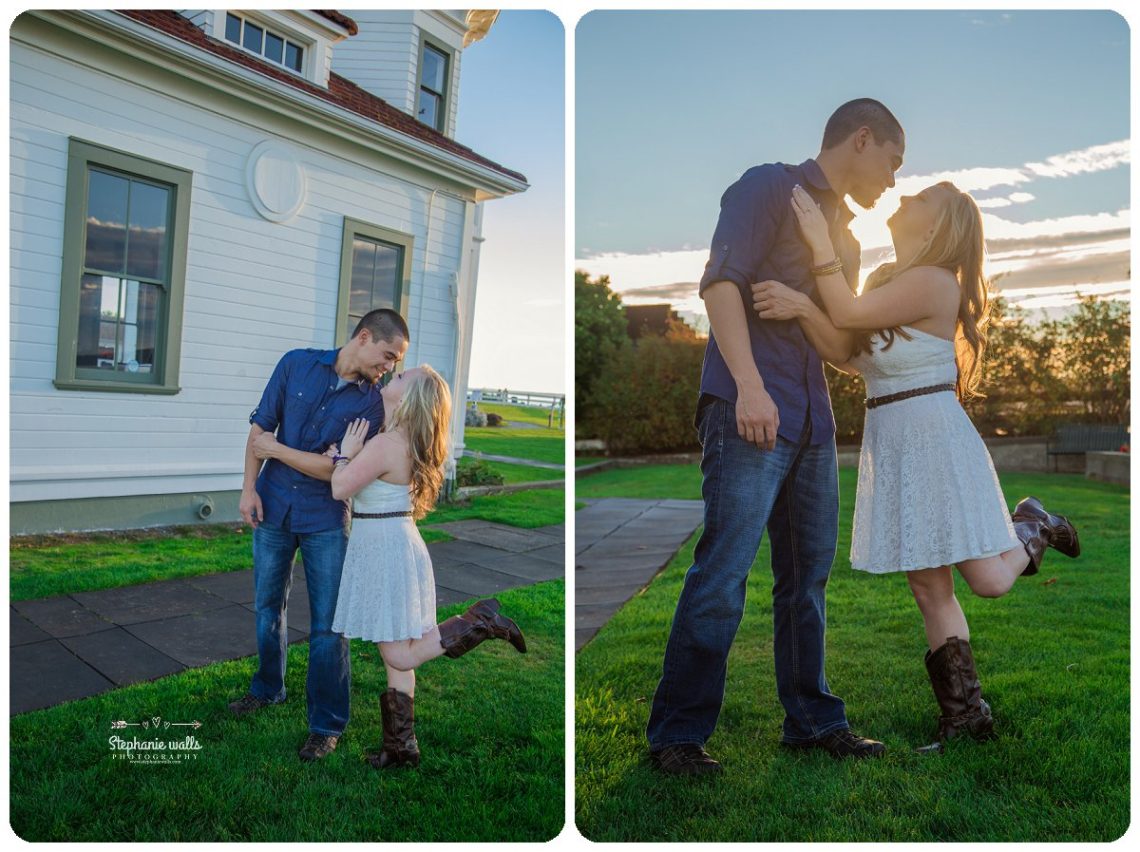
[26,10,527,199]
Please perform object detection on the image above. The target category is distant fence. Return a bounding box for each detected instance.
[468,388,565,410]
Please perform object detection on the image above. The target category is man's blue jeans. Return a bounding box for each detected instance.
[248,521,350,737]
[647,397,848,748]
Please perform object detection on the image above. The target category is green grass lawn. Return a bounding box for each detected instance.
[456,456,562,485]
[427,488,564,529]
[11,489,565,602]
[575,466,1129,842]
[10,581,565,842]
[478,401,565,429]
[464,428,565,466]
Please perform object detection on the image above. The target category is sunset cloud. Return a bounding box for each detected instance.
[577,139,1130,321]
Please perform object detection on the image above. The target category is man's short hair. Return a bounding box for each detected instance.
[353,308,409,344]
[821,99,903,150]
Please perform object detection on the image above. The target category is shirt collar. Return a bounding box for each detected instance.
[321,347,373,393]
[798,159,855,227]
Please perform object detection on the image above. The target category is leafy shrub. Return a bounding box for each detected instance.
[465,407,487,428]
[455,460,504,487]
[486,412,503,427]
[583,336,704,454]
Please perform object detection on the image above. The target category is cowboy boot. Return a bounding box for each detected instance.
[1012,496,1080,576]
[367,688,420,769]
[437,598,527,659]
[916,636,995,754]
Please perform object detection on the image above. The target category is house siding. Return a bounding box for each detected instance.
[10,36,470,516]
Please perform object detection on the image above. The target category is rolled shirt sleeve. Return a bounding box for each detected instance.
[697,165,783,298]
[249,352,291,432]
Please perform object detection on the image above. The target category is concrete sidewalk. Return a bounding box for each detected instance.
[10,520,564,715]
[461,449,565,471]
[575,498,704,651]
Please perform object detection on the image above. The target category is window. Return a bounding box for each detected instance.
[416,35,452,132]
[55,139,191,394]
[336,219,413,348]
[224,12,304,73]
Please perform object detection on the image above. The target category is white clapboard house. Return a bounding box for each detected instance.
[9,9,527,533]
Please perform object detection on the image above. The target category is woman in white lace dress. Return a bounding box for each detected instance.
[328,365,526,769]
[752,182,1078,752]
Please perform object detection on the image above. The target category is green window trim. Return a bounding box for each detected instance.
[415,30,454,133]
[335,218,414,347]
[54,138,192,394]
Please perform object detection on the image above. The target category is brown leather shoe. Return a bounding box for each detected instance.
[917,636,994,754]
[438,598,527,659]
[1012,496,1080,576]
[298,732,340,762]
[367,689,420,769]
[782,729,886,759]
[650,743,723,775]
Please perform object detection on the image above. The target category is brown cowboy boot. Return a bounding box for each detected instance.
[916,636,995,755]
[1012,496,1080,575]
[438,598,527,658]
[367,689,420,769]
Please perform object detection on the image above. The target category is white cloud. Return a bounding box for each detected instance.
[1025,140,1130,178]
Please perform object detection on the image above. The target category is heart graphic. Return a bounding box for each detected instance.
[142,721,149,729]
[152,717,161,728]
[164,722,170,729]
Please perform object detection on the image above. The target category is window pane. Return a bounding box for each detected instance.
[125,180,170,281]
[422,45,446,93]
[418,91,440,129]
[265,32,284,64]
[371,244,400,307]
[225,13,241,43]
[76,275,161,373]
[85,169,129,273]
[350,239,376,316]
[285,42,303,72]
[350,236,402,320]
[243,22,263,53]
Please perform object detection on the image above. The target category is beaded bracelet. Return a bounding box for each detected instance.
[811,257,844,276]
[332,455,351,467]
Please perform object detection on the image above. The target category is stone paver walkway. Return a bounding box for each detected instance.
[10,521,564,715]
[575,498,704,651]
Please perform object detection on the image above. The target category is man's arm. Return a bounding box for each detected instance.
[704,280,780,450]
[239,424,266,527]
[252,433,336,482]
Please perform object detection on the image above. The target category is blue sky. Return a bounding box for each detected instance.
[456,10,565,394]
[575,9,1130,323]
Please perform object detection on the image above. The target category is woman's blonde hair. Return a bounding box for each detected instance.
[385,365,452,519]
[857,181,991,399]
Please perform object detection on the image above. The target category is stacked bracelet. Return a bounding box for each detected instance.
[811,257,844,276]
[332,455,351,467]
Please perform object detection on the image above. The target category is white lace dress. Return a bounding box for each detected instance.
[848,327,1019,573]
[332,478,436,642]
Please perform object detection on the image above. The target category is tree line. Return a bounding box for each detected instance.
[576,270,1131,454]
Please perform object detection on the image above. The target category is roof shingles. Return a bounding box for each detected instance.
[115,9,525,184]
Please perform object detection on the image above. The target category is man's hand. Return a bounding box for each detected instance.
[752,280,808,321]
[239,488,264,528]
[252,432,279,460]
[736,382,780,451]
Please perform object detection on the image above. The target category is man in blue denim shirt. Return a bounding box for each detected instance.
[647,99,905,773]
[229,309,409,762]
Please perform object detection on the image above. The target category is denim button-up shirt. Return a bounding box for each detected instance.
[250,348,384,533]
[697,159,861,445]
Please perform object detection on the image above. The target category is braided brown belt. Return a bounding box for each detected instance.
[351,511,413,519]
[865,383,955,410]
